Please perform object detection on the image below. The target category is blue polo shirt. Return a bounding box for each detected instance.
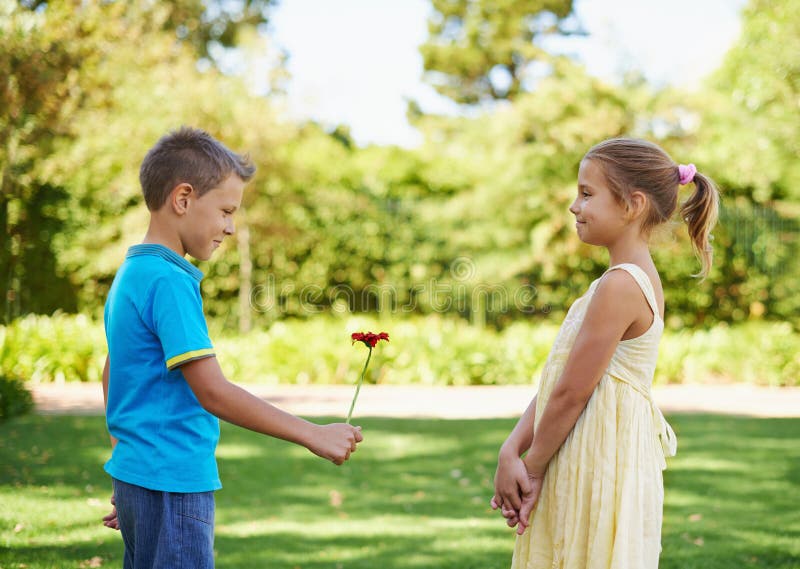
[104,244,221,492]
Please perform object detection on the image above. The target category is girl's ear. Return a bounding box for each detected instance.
[170,183,194,215]
[627,190,648,221]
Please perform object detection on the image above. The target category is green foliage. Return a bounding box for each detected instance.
[222,316,800,387]
[1,414,799,568]
[412,61,642,322]
[658,321,800,387]
[0,374,33,421]
[644,0,800,327]
[234,132,452,325]
[28,2,288,321]
[1,0,287,329]
[698,0,800,203]
[16,0,276,66]
[214,315,556,387]
[0,0,115,322]
[419,0,577,103]
[155,0,276,63]
[4,314,798,387]
[3,0,799,334]
[0,313,106,383]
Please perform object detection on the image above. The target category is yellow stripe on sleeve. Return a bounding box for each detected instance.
[166,348,216,370]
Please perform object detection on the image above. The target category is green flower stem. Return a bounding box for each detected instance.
[346,346,372,424]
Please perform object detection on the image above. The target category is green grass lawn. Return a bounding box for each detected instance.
[1,413,798,568]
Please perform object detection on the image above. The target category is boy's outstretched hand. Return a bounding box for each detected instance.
[308,423,363,465]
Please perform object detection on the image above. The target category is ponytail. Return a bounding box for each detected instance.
[679,170,719,279]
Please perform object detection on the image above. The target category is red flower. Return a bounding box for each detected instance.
[346,330,389,424]
[351,331,390,348]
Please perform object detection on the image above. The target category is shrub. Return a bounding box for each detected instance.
[656,321,800,386]
[0,313,106,383]
[214,315,557,386]
[0,375,34,421]
[1,314,798,387]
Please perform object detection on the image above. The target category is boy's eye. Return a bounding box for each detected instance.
[582,191,591,198]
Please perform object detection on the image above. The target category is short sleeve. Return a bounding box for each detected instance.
[149,274,215,370]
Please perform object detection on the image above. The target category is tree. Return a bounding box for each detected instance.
[696,0,800,204]
[409,61,642,323]
[2,0,284,323]
[40,8,287,326]
[0,0,118,322]
[419,0,578,105]
[17,0,276,65]
[683,0,800,324]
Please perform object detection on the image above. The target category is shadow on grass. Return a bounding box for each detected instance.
[1,413,798,569]
[216,417,510,518]
[214,531,509,569]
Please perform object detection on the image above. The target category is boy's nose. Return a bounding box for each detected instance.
[224,220,235,235]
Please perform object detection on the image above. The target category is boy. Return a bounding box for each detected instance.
[101,127,363,568]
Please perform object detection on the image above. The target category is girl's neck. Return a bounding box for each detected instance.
[606,237,651,269]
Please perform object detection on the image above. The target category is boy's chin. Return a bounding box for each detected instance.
[188,248,214,262]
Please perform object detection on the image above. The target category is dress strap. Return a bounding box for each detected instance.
[604,263,660,318]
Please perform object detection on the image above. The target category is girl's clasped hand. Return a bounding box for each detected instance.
[491,454,544,534]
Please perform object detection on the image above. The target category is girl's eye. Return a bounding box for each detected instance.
[582,192,591,198]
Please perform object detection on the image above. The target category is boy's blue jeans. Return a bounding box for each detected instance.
[113,478,215,569]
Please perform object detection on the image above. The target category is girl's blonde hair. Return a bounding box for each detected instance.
[583,138,720,278]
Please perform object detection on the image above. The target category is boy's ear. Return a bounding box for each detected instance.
[170,183,194,215]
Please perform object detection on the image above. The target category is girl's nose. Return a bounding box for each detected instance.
[224,219,235,235]
[569,198,579,215]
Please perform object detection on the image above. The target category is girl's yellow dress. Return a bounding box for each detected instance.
[512,263,677,569]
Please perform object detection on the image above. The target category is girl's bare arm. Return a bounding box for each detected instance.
[522,271,647,477]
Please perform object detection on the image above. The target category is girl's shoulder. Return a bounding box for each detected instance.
[599,263,664,318]
[594,267,648,301]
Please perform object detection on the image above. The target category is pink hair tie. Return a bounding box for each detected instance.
[678,163,697,185]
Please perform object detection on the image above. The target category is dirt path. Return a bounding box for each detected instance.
[30,383,800,419]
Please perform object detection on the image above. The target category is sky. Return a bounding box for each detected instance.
[266,0,749,148]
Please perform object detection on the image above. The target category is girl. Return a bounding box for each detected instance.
[491,138,719,568]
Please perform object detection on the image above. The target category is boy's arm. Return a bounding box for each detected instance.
[181,356,362,465]
[101,355,118,449]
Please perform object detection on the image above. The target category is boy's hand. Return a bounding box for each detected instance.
[308,423,363,465]
[102,494,120,530]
